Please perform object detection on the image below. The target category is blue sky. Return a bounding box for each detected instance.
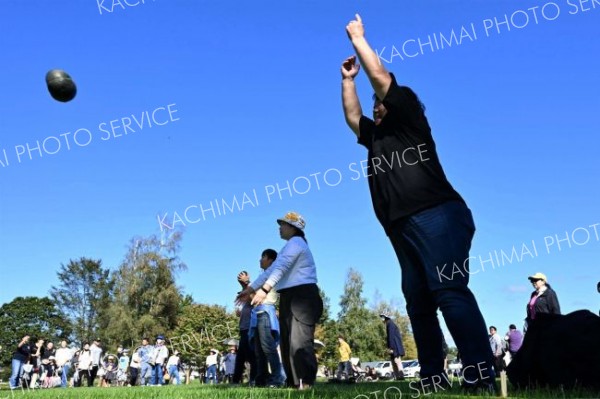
[1,0,599,346]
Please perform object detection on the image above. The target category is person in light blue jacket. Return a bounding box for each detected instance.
[237,211,323,390]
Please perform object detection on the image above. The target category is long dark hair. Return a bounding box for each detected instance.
[291,227,306,242]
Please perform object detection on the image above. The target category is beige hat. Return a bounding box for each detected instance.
[528,272,547,282]
[277,211,306,231]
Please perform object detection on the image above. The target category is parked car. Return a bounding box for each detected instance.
[374,361,394,379]
[447,358,462,377]
[402,360,421,378]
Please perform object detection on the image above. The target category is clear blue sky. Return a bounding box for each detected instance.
[1,0,599,345]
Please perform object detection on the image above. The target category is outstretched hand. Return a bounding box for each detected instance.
[346,14,365,41]
[235,286,254,307]
[341,55,361,79]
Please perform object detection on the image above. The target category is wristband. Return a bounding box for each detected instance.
[259,287,270,294]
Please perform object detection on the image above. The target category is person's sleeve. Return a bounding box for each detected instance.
[550,290,561,314]
[250,239,303,289]
[249,269,269,291]
[358,116,376,149]
[382,73,425,127]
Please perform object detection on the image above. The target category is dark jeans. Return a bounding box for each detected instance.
[279,283,323,387]
[388,201,494,385]
[254,311,284,386]
[150,364,164,385]
[336,361,351,379]
[232,329,256,384]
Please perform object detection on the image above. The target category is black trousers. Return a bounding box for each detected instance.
[87,365,98,387]
[278,283,323,387]
[232,329,256,383]
[129,367,139,386]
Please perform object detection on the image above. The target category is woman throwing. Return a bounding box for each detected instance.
[236,211,323,390]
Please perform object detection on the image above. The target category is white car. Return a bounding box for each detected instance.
[402,360,421,378]
[374,361,394,379]
[447,359,462,377]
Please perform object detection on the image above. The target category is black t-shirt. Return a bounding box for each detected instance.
[358,73,464,233]
[12,342,32,362]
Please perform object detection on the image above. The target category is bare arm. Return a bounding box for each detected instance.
[341,55,363,136]
[346,14,392,101]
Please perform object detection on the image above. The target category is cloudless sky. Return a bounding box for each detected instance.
[1,0,599,346]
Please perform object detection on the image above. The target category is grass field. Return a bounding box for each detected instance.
[1,380,600,399]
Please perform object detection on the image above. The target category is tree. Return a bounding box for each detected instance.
[169,302,238,368]
[0,297,71,372]
[336,268,386,362]
[103,231,186,349]
[50,258,112,345]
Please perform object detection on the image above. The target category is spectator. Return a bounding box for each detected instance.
[117,349,130,386]
[70,349,80,387]
[222,347,236,383]
[336,335,352,380]
[489,326,504,372]
[55,340,73,388]
[205,349,219,384]
[9,334,31,389]
[101,355,118,387]
[526,273,561,330]
[138,338,153,386]
[167,350,182,385]
[129,347,141,386]
[76,343,92,387]
[89,339,103,386]
[381,314,405,380]
[505,324,524,359]
[150,335,169,386]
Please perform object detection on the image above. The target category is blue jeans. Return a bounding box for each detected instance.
[150,364,164,385]
[388,201,494,385]
[61,363,70,388]
[9,358,25,388]
[140,363,151,385]
[205,365,217,384]
[168,365,180,384]
[254,312,284,386]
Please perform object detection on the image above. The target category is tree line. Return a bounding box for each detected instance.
[0,231,419,378]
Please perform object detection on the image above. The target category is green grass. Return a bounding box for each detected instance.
[1,380,599,399]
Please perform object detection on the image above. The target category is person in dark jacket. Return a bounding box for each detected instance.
[526,272,560,330]
[9,335,32,389]
[380,314,405,380]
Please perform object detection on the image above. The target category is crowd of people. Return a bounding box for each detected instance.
[8,335,189,389]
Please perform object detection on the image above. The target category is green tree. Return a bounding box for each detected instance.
[337,268,386,362]
[103,231,186,350]
[169,302,238,368]
[49,258,112,345]
[0,297,71,375]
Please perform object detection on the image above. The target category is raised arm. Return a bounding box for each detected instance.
[346,14,392,101]
[341,55,363,136]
